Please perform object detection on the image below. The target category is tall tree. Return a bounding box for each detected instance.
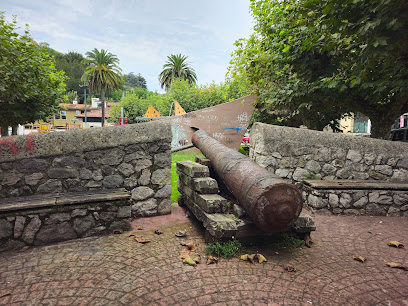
[230,0,408,138]
[84,48,122,127]
[0,13,66,136]
[125,72,147,89]
[159,54,197,91]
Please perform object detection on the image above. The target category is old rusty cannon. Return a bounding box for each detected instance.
[192,129,303,233]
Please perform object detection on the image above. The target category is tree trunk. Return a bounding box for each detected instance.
[369,115,393,139]
[0,125,8,137]
[101,87,105,127]
[11,125,18,135]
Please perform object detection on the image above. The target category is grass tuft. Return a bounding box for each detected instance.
[205,240,242,258]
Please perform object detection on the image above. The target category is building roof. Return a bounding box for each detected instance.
[59,103,92,110]
[75,107,113,118]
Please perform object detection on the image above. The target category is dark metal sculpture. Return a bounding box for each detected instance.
[192,129,303,233]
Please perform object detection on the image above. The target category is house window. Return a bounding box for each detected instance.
[76,110,80,115]
[61,111,66,119]
[353,113,368,133]
[55,113,60,120]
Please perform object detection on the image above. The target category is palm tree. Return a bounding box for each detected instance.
[159,54,197,91]
[84,48,122,127]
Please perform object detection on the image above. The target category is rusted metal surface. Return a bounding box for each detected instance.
[192,129,303,233]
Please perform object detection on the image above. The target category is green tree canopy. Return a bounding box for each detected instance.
[0,13,66,136]
[159,54,197,91]
[229,0,408,138]
[84,48,122,127]
[109,78,251,124]
[125,72,147,89]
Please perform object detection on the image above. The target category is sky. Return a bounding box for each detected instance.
[3,0,254,93]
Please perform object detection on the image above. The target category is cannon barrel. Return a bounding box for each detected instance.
[192,129,303,233]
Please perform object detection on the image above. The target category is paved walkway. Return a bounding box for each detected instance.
[1,205,407,305]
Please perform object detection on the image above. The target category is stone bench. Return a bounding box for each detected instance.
[302,180,408,216]
[0,188,131,252]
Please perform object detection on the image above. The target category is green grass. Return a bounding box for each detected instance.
[171,151,204,203]
[205,240,243,258]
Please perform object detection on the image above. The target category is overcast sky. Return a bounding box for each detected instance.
[3,0,253,93]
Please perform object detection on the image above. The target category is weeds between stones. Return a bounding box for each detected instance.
[205,240,242,259]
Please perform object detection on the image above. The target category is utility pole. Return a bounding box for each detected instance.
[80,72,88,125]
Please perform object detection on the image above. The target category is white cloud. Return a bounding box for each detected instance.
[2,0,253,92]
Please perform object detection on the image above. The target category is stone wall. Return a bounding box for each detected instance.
[0,122,172,217]
[250,123,408,216]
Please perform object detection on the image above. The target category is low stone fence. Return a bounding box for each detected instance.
[250,123,408,216]
[0,122,172,251]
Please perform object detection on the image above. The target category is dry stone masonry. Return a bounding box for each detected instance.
[0,122,172,251]
[250,123,408,216]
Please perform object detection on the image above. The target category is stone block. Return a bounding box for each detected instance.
[22,217,42,244]
[1,171,23,186]
[17,158,48,173]
[45,213,71,225]
[307,194,327,209]
[73,215,95,235]
[293,213,316,233]
[339,193,352,208]
[48,168,79,179]
[195,156,211,168]
[100,212,116,222]
[118,163,135,177]
[37,179,62,193]
[133,159,152,172]
[132,198,158,217]
[328,194,339,208]
[387,207,401,217]
[155,184,172,198]
[103,175,123,188]
[0,219,13,240]
[292,168,310,182]
[233,204,246,218]
[13,216,26,238]
[131,186,154,201]
[35,222,77,245]
[158,198,171,215]
[369,192,393,205]
[117,206,131,218]
[176,161,209,178]
[138,169,151,186]
[151,169,171,186]
[86,180,103,188]
[25,173,44,186]
[109,220,131,232]
[193,193,228,213]
[71,209,87,218]
[366,203,385,216]
[353,196,368,208]
[154,153,171,168]
[101,148,125,166]
[178,172,219,194]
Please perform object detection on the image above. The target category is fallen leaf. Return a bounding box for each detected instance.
[113,229,123,234]
[125,232,137,237]
[175,230,187,237]
[284,265,296,272]
[256,253,267,263]
[190,253,201,264]
[240,254,248,261]
[135,237,151,244]
[206,256,219,265]
[384,260,408,271]
[137,226,144,230]
[304,234,313,248]
[240,253,267,264]
[154,229,163,235]
[179,248,192,260]
[185,242,197,252]
[353,256,367,263]
[387,241,404,248]
[183,256,196,266]
[19,246,30,252]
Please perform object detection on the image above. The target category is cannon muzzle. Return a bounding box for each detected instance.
[192,129,302,233]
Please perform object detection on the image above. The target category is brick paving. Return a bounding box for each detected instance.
[1,205,407,306]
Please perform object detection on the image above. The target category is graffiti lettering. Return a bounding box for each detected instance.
[0,137,19,154]
[213,133,226,140]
